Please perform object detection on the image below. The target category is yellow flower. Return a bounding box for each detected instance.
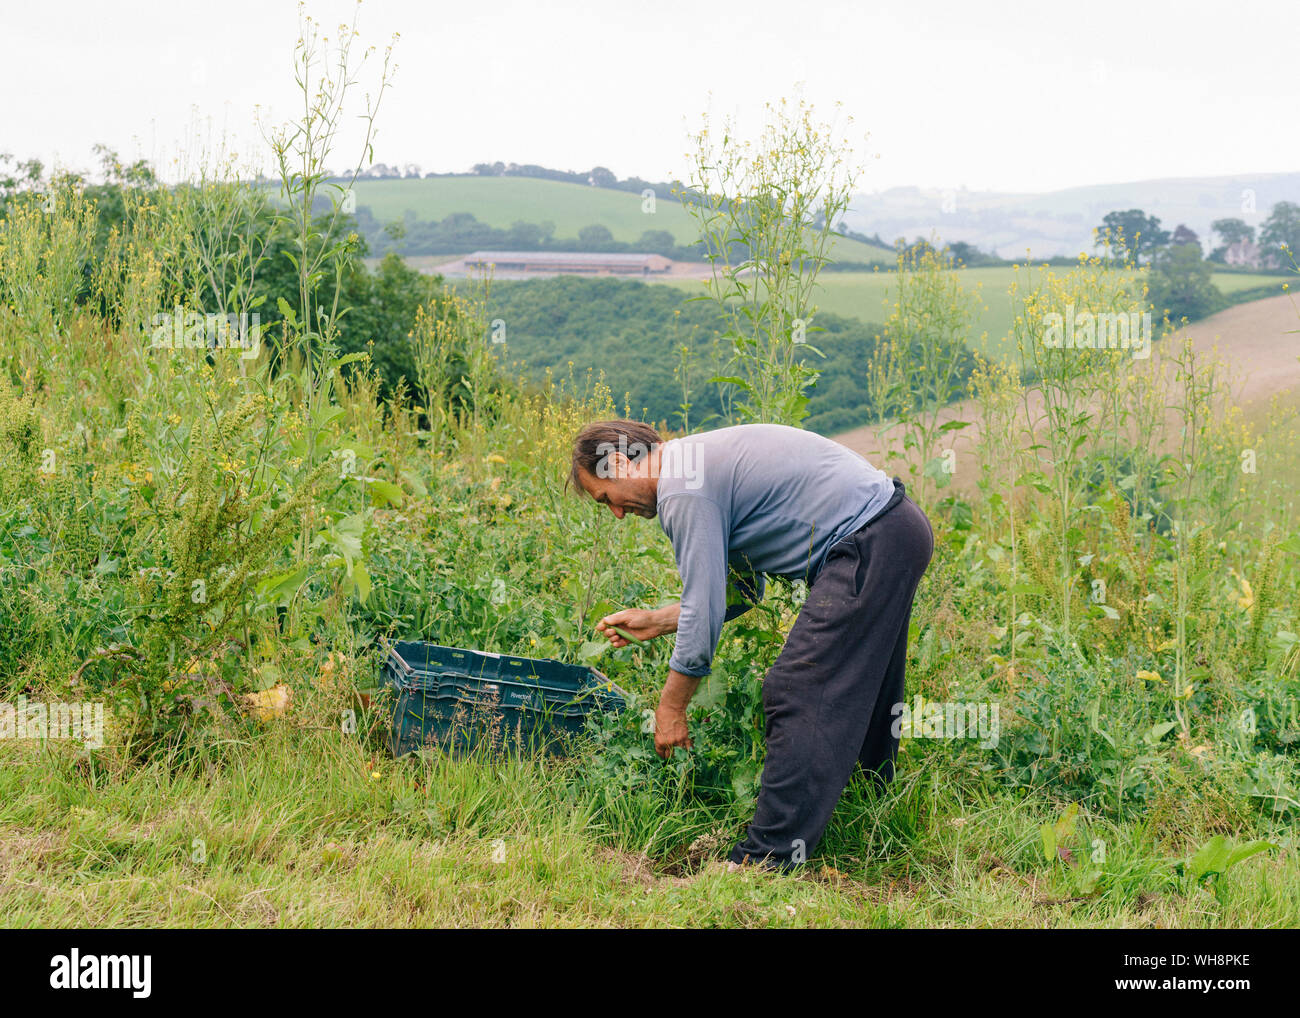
[486,454,506,465]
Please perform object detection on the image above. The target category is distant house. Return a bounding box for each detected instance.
[462,251,673,275]
[1224,239,1261,268]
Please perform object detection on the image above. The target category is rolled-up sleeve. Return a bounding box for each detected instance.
[659,494,730,678]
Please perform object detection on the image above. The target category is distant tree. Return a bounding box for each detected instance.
[1146,243,1224,323]
[946,240,989,266]
[1096,209,1169,264]
[1211,217,1255,247]
[577,223,615,249]
[506,220,545,247]
[1260,201,1300,267]
[1170,224,1200,248]
[0,152,44,196]
[588,166,617,188]
[899,236,936,260]
[637,229,677,254]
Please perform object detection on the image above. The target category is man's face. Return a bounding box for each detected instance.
[576,455,658,520]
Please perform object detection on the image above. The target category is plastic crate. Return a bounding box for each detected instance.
[379,639,629,758]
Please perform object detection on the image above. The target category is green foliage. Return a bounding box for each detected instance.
[1095,209,1170,265]
[1260,200,1300,267]
[1146,243,1225,324]
[481,275,896,431]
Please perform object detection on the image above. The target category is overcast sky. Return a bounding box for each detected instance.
[3,0,1295,194]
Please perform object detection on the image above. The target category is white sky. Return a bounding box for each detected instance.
[2,0,1296,194]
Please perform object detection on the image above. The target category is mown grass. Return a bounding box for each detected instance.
[2,727,1295,929]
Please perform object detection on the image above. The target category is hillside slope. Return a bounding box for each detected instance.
[350,176,894,263]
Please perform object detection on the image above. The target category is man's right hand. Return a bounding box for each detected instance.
[596,605,679,648]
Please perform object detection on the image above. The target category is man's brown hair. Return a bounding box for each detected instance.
[567,419,663,493]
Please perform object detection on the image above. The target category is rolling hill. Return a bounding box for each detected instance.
[348,175,896,264]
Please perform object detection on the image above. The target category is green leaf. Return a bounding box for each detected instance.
[352,560,371,605]
[576,640,608,665]
[257,567,309,605]
[366,478,404,508]
[695,668,728,710]
[1189,836,1229,880]
[1224,840,1275,871]
[398,469,428,497]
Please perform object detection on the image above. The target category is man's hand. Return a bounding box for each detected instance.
[654,701,692,758]
[596,604,680,648]
[653,668,701,760]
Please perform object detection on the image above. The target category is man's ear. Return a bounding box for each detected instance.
[606,452,631,480]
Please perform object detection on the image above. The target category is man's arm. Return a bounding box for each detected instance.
[654,668,700,759]
[651,494,735,757]
[659,494,731,679]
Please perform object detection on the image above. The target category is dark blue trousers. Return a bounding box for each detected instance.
[730,480,934,869]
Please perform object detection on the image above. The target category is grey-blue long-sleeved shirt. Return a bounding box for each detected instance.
[655,423,895,677]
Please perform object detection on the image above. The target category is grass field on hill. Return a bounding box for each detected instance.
[350,176,895,263]
[654,268,1291,364]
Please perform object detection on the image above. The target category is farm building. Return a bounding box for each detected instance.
[462,251,674,275]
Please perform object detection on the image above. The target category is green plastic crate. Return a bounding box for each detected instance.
[379,639,629,757]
